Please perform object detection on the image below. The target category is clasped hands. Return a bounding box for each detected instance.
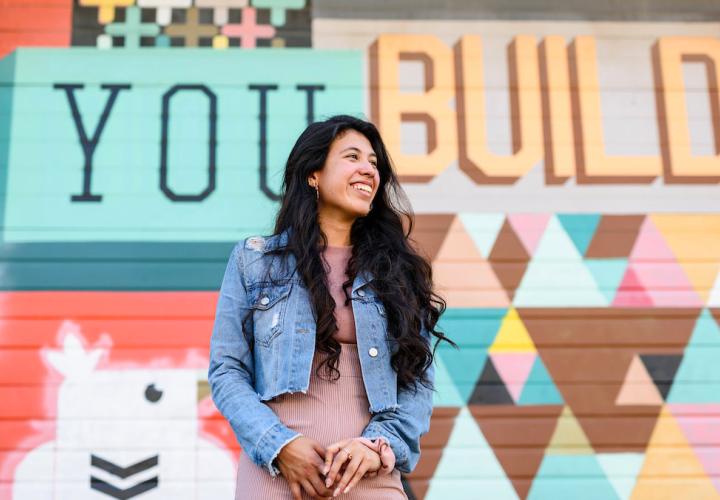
[276,436,382,499]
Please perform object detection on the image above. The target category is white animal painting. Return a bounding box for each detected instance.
[12,320,236,499]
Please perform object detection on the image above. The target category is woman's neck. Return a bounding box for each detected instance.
[317,213,353,246]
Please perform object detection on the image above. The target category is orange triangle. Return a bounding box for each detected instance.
[632,406,719,498]
[433,216,510,307]
[651,215,720,303]
[615,355,664,406]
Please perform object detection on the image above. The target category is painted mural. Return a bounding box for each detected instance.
[1,0,719,498]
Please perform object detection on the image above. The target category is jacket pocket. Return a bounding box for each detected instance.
[250,282,293,348]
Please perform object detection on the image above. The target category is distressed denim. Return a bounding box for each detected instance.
[208,229,434,477]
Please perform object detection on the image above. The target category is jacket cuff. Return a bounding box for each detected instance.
[361,422,409,472]
[255,423,302,477]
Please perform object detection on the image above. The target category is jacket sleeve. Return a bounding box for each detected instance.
[360,323,435,473]
[208,240,301,477]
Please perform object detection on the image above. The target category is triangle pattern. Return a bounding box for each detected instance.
[545,406,594,455]
[557,213,602,257]
[426,406,518,499]
[632,406,719,498]
[514,216,607,306]
[489,352,537,403]
[624,219,703,307]
[488,220,531,301]
[507,213,552,256]
[407,407,461,499]
[436,309,503,403]
[638,354,683,401]
[585,258,628,304]
[612,266,654,307]
[459,212,506,258]
[667,309,720,403]
[433,215,510,307]
[431,352,465,407]
[668,403,720,495]
[596,453,644,500]
[489,307,536,354]
[651,215,720,303]
[469,357,514,405]
[709,270,720,307]
[471,405,563,499]
[528,454,618,499]
[518,356,564,405]
[615,355,664,406]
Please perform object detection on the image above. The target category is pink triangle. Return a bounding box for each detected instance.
[506,214,552,256]
[613,266,654,307]
[668,404,720,494]
[627,217,703,307]
[489,352,537,402]
[615,355,663,406]
[630,217,676,261]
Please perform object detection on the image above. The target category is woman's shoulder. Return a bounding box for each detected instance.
[234,233,298,286]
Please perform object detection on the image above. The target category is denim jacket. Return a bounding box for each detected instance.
[208,229,435,477]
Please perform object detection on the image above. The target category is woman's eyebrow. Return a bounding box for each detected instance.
[340,146,377,158]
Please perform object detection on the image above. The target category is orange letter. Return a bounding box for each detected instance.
[455,35,543,183]
[571,36,662,182]
[655,37,720,182]
[369,34,457,182]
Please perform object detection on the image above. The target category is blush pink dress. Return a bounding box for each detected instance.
[234,244,407,499]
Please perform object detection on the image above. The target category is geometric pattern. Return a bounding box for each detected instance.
[405,213,720,499]
[70,0,311,49]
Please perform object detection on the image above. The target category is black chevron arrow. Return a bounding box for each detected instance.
[90,454,158,479]
[90,476,158,500]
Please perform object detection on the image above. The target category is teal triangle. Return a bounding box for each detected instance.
[459,213,506,258]
[596,453,644,500]
[514,216,607,306]
[585,258,628,303]
[518,356,564,405]
[557,213,601,256]
[427,406,519,499]
[432,352,465,407]
[528,454,620,500]
[436,308,504,403]
[667,308,720,403]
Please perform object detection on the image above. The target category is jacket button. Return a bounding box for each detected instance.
[368,347,378,357]
[358,290,365,297]
[260,296,270,305]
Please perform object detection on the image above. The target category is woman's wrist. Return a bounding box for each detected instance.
[351,437,395,475]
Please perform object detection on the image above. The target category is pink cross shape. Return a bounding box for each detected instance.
[221,7,275,48]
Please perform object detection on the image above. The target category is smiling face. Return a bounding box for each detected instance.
[308,129,380,221]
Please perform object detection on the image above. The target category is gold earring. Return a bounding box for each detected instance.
[314,183,319,201]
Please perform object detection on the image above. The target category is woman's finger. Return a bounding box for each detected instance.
[289,481,302,500]
[300,478,320,499]
[307,470,333,498]
[333,454,364,497]
[325,446,352,488]
[342,460,371,495]
[323,439,350,475]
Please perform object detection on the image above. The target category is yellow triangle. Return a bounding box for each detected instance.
[489,307,536,353]
[546,406,593,455]
[631,406,719,499]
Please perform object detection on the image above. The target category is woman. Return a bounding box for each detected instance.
[209,115,454,499]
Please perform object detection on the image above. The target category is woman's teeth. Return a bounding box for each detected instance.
[352,184,372,193]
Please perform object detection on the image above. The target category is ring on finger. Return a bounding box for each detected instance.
[342,448,352,460]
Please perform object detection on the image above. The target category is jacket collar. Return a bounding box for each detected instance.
[263,227,374,292]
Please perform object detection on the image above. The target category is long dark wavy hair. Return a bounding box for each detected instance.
[248,114,455,392]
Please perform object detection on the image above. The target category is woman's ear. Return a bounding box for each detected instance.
[308,172,320,188]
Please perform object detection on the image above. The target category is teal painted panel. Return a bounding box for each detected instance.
[2,48,364,242]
